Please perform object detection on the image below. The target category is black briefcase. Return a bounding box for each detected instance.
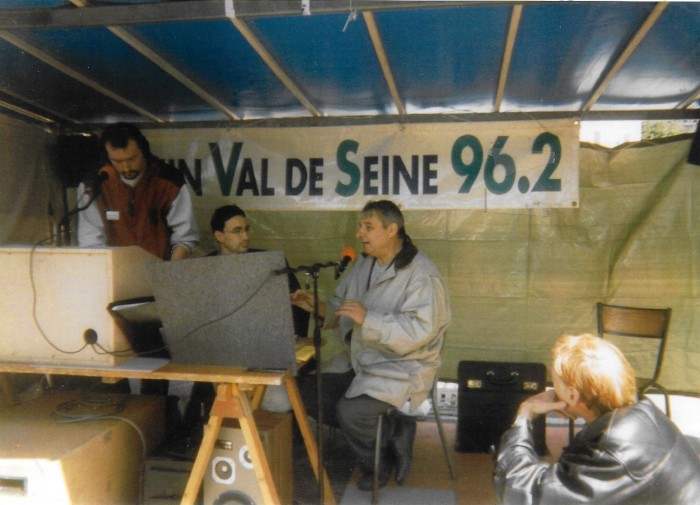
[456,361,548,455]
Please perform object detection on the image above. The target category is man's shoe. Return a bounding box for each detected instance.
[356,471,374,491]
[390,416,417,485]
[356,463,393,492]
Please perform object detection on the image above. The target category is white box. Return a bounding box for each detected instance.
[0,246,157,366]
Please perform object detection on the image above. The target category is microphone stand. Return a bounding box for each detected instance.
[57,185,100,246]
[275,259,339,505]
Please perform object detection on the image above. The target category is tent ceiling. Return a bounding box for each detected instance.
[1,0,699,131]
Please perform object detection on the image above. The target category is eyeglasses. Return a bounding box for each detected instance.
[223,225,251,235]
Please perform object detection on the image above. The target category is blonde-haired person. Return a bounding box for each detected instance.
[494,333,700,505]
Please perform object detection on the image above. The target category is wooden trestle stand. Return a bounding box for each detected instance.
[0,360,336,505]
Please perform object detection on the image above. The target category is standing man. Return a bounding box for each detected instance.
[76,122,198,405]
[494,333,700,505]
[77,122,199,260]
[291,199,451,491]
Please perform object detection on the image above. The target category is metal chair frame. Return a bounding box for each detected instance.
[372,380,456,504]
[596,302,672,417]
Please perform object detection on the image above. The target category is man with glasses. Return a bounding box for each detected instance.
[206,204,309,338]
[180,204,309,439]
[209,203,252,255]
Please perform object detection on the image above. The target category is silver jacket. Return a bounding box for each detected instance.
[494,398,700,505]
[325,250,451,412]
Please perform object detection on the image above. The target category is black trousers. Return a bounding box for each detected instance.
[296,369,355,428]
[337,394,397,472]
[297,370,404,473]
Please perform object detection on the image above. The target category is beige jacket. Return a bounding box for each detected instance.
[326,249,451,412]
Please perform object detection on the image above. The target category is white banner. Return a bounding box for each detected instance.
[147,119,579,210]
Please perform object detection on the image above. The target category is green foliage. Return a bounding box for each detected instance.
[642,120,697,140]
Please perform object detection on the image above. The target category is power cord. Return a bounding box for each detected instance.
[51,394,148,500]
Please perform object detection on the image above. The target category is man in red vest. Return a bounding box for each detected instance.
[77,122,199,260]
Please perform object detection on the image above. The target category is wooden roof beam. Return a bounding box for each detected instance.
[494,4,522,112]
[677,85,700,110]
[364,11,405,115]
[0,30,164,123]
[68,0,240,121]
[581,2,667,114]
[231,18,320,117]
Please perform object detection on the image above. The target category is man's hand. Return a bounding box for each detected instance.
[290,290,325,317]
[170,244,190,260]
[517,389,568,420]
[336,299,367,325]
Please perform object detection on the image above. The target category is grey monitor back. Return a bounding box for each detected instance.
[145,251,296,372]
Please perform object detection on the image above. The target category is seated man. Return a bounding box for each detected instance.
[181,205,309,438]
[291,200,451,491]
[494,333,700,505]
[206,204,309,338]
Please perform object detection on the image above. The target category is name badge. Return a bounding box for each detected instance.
[106,211,120,221]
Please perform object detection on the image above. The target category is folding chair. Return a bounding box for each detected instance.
[597,302,672,417]
[372,379,456,504]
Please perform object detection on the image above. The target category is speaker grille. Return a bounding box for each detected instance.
[203,412,292,505]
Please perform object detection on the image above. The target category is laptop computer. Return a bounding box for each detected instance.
[144,250,297,373]
[107,296,166,357]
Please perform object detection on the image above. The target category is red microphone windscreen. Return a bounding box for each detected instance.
[341,246,357,263]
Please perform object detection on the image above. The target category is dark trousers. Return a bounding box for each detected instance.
[298,370,407,473]
[337,394,395,472]
[296,369,355,428]
[181,382,216,439]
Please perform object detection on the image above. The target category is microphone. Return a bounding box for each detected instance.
[335,246,357,279]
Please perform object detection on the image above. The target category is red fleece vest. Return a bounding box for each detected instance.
[94,161,181,260]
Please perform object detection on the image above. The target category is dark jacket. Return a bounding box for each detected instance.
[494,397,700,505]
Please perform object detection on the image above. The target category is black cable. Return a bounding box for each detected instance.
[101,270,279,358]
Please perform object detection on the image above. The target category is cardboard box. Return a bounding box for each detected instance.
[0,246,157,366]
[0,391,165,505]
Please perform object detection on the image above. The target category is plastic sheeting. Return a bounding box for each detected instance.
[0,117,54,245]
[1,2,699,124]
[164,132,700,393]
[1,116,698,392]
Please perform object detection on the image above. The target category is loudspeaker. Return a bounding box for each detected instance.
[204,411,292,505]
[688,122,700,166]
[456,361,548,455]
